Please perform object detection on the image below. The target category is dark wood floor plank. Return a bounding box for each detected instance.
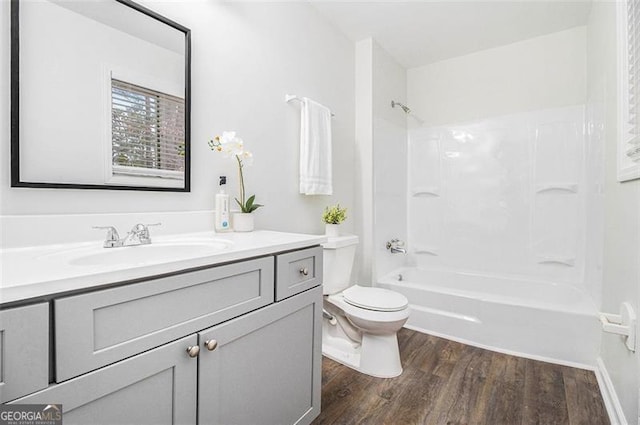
[313,365,376,425]
[482,353,527,425]
[312,329,609,425]
[522,359,572,425]
[563,367,610,425]
[421,344,482,424]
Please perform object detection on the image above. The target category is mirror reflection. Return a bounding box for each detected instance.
[13,0,190,191]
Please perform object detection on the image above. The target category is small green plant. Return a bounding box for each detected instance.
[322,204,347,224]
[237,194,262,213]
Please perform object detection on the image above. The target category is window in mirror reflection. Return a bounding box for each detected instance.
[107,76,185,186]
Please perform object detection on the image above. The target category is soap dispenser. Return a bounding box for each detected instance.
[215,176,230,232]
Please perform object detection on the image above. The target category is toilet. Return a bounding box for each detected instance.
[322,234,410,378]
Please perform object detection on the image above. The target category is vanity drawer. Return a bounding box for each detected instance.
[55,256,274,382]
[0,303,49,402]
[275,246,322,301]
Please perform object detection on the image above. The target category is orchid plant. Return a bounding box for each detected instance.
[208,131,263,213]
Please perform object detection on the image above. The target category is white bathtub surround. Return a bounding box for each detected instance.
[378,267,600,368]
[1,230,326,304]
[406,105,588,286]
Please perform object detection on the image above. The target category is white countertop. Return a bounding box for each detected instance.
[1,230,326,305]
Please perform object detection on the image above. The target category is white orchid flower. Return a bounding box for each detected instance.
[215,131,244,158]
[240,150,254,166]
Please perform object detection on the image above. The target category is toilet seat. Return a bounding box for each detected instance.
[342,285,408,312]
[326,294,410,324]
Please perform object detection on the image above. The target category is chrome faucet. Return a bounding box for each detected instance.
[386,239,407,254]
[93,223,161,248]
[92,226,121,248]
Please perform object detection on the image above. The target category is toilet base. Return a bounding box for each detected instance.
[322,320,403,378]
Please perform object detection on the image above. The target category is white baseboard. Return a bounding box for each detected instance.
[595,357,628,425]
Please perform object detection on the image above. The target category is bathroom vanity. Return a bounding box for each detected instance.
[0,231,324,425]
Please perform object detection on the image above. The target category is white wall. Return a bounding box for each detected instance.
[354,39,374,285]
[588,2,640,423]
[406,27,591,285]
[408,27,587,127]
[355,39,408,284]
[372,42,407,280]
[0,1,356,245]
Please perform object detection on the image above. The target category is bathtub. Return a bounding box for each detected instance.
[377,267,601,367]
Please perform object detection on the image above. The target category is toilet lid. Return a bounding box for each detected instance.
[342,285,408,312]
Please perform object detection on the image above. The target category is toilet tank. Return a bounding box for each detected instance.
[322,234,359,295]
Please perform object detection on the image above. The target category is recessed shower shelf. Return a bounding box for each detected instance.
[411,187,440,197]
[535,183,578,194]
[536,256,575,267]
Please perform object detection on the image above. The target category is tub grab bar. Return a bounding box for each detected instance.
[599,302,636,352]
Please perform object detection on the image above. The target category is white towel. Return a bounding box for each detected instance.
[299,97,333,195]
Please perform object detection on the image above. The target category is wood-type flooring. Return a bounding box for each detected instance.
[312,328,609,425]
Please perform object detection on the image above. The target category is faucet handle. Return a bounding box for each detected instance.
[386,239,407,253]
[131,223,161,242]
[386,239,400,250]
[93,226,120,247]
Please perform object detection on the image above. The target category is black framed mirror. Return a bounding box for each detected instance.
[11,0,191,191]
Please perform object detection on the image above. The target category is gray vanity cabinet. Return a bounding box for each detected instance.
[0,303,49,402]
[198,285,322,425]
[2,245,323,424]
[12,335,198,425]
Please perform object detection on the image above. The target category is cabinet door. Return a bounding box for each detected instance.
[199,286,322,425]
[56,256,274,381]
[0,303,49,402]
[13,335,198,425]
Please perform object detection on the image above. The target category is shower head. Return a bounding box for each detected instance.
[391,100,411,114]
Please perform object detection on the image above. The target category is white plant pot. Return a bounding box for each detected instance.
[233,213,254,232]
[325,223,340,237]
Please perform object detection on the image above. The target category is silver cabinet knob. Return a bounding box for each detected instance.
[299,268,309,276]
[205,339,218,351]
[186,345,200,358]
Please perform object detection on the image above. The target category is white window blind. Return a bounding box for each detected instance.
[111,79,185,179]
[625,0,640,162]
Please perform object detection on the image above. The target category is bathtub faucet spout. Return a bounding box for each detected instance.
[386,239,407,254]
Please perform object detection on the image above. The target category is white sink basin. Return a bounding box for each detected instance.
[39,239,233,267]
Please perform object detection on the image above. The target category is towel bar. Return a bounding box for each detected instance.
[285,94,335,116]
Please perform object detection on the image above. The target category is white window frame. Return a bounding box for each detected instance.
[102,65,185,188]
[618,0,640,182]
